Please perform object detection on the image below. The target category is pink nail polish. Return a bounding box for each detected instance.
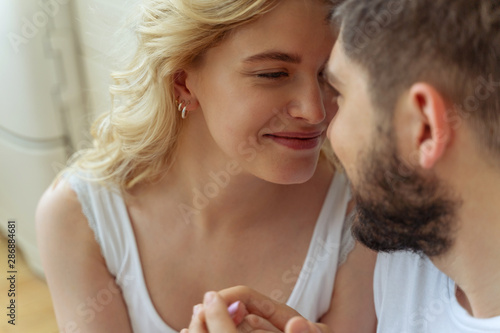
[227,301,240,318]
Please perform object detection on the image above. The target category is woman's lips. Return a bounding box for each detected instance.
[265,131,323,150]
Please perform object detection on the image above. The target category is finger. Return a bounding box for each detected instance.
[285,317,329,333]
[229,301,250,326]
[219,286,300,329]
[188,304,208,333]
[204,291,238,333]
[238,314,282,333]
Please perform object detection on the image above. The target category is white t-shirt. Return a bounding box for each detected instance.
[374,252,500,333]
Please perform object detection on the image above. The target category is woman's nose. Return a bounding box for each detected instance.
[286,80,326,125]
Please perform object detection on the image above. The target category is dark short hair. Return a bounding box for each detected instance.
[333,0,500,160]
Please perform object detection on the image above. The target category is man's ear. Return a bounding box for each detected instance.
[173,70,200,110]
[408,83,451,169]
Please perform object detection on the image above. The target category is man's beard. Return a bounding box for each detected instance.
[349,134,461,258]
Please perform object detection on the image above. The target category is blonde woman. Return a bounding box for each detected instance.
[36,0,376,332]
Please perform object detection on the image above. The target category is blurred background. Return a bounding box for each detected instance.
[0,0,139,331]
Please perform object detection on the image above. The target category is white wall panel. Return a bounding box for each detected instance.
[0,137,67,278]
[0,0,87,277]
[73,0,139,118]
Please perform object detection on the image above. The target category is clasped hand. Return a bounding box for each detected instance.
[180,286,327,333]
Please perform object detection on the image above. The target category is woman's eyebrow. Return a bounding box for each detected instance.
[243,51,302,64]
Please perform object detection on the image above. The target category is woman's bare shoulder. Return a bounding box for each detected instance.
[36,176,87,231]
[35,175,100,255]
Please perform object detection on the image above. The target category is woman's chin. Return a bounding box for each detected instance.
[259,166,317,185]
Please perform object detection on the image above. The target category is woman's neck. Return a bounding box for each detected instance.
[161,149,333,230]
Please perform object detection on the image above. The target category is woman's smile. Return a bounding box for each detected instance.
[264,131,324,150]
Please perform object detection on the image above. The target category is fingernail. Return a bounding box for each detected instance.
[227,301,240,318]
[204,291,216,305]
[193,304,202,317]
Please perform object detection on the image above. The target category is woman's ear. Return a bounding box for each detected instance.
[408,83,451,169]
[173,70,200,110]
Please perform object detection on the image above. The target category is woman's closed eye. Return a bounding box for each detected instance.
[256,71,289,80]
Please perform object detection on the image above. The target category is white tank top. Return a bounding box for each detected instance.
[67,170,354,332]
[374,252,500,333]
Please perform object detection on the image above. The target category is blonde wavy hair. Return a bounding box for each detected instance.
[70,0,337,189]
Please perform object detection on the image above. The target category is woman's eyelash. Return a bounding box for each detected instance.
[256,72,289,79]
